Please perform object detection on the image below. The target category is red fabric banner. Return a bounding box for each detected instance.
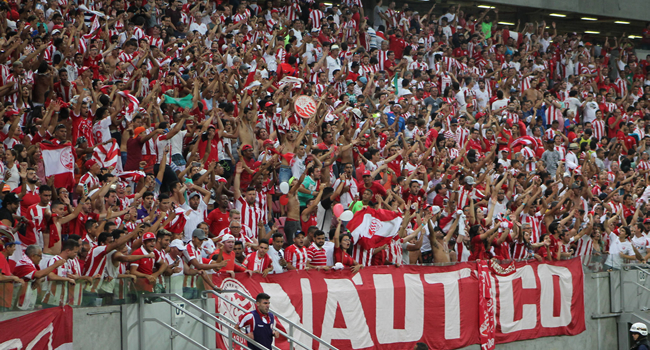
[0,305,73,349]
[211,259,585,350]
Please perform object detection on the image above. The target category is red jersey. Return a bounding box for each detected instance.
[284,244,308,270]
[243,251,272,272]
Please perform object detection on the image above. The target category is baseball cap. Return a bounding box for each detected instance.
[644,218,650,224]
[133,127,146,138]
[362,170,372,177]
[263,139,274,146]
[465,176,475,185]
[3,193,21,204]
[331,44,340,50]
[2,184,10,192]
[502,147,511,153]
[192,229,208,240]
[569,143,579,150]
[142,232,156,241]
[188,192,201,199]
[85,159,98,170]
[221,233,235,242]
[431,206,441,214]
[242,144,253,151]
[169,239,186,250]
[265,101,275,107]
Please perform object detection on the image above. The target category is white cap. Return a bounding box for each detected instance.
[201,239,216,258]
[431,206,441,214]
[170,239,186,251]
[331,44,340,50]
[221,234,235,242]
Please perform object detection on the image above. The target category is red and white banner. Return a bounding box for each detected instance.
[347,208,403,250]
[41,142,76,191]
[92,139,120,170]
[211,259,585,350]
[0,305,73,349]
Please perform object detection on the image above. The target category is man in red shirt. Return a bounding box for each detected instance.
[358,170,387,197]
[215,234,250,277]
[243,239,273,277]
[466,128,484,155]
[205,194,231,236]
[237,144,261,189]
[130,232,166,292]
[307,230,330,270]
[389,30,408,60]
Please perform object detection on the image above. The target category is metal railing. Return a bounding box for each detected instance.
[139,292,274,350]
[204,289,339,350]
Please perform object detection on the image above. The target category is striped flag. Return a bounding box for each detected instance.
[117,90,139,121]
[347,207,403,250]
[92,139,119,170]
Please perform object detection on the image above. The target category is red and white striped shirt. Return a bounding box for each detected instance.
[544,103,562,125]
[235,197,261,238]
[592,119,605,140]
[306,242,328,266]
[83,245,109,277]
[284,244,308,270]
[573,235,593,258]
[520,212,543,243]
[521,147,537,172]
[243,251,272,272]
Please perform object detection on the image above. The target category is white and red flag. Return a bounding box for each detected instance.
[346,207,403,249]
[41,142,75,191]
[118,90,139,121]
[92,139,120,170]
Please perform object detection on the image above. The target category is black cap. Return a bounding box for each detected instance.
[3,193,21,204]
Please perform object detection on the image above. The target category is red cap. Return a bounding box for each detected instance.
[265,101,275,107]
[362,170,372,176]
[242,144,253,151]
[78,66,90,75]
[398,97,406,102]
[263,139,274,146]
[85,159,98,170]
[506,119,513,127]
[644,218,650,224]
[502,147,511,153]
[142,232,156,241]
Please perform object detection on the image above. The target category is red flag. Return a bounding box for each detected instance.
[92,139,119,169]
[346,207,403,250]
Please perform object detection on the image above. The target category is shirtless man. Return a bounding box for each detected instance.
[33,62,54,107]
[237,95,258,152]
[523,77,543,106]
[286,162,316,244]
[427,211,462,263]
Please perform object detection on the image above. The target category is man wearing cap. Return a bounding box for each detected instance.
[76,159,102,197]
[123,124,163,172]
[0,193,20,231]
[184,229,228,272]
[130,231,168,292]
[326,44,342,81]
[213,233,249,277]
[234,163,262,238]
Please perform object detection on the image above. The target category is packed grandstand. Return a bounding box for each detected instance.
[0,0,648,347]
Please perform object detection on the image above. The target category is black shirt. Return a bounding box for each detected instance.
[0,206,15,227]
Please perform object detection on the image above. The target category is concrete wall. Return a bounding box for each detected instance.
[459,271,618,350]
[0,298,216,350]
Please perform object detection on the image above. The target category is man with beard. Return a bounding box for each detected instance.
[206,194,231,235]
[307,230,330,270]
[14,167,41,215]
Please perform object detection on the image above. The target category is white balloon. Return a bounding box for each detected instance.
[279,182,290,194]
[340,210,354,221]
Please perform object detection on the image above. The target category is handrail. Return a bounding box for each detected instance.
[143,318,211,350]
[142,293,271,350]
[203,290,314,350]
[205,289,339,350]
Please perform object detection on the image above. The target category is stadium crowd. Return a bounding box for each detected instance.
[0,0,648,309]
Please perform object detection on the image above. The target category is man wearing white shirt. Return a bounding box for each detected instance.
[326,45,342,81]
[472,80,490,109]
[605,227,640,270]
[268,233,287,274]
[491,90,509,111]
[582,94,599,124]
[182,191,210,243]
[565,143,580,171]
